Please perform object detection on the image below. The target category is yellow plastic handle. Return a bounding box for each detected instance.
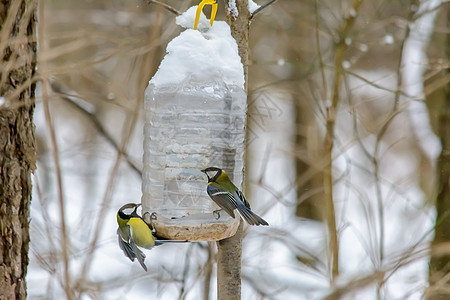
[210,3,218,27]
[194,0,218,30]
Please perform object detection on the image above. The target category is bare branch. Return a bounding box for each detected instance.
[77,71,143,290]
[323,271,386,300]
[250,0,278,19]
[325,0,363,281]
[144,0,181,16]
[38,2,72,299]
[50,83,142,178]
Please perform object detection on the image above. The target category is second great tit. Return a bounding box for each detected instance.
[117,203,184,271]
[201,167,269,226]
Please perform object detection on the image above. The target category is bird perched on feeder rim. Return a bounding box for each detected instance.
[201,167,269,226]
[194,0,218,30]
[117,203,185,271]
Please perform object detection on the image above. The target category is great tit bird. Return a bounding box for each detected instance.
[201,167,269,226]
[117,203,184,271]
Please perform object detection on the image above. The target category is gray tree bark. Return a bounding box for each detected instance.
[0,1,37,299]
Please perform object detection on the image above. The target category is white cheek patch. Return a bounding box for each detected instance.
[123,207,135,215]
[206,171,217,179]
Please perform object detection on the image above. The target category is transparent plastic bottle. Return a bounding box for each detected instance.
[142,76,246,241]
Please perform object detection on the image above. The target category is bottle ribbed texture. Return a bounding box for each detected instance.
[143,79,246,219]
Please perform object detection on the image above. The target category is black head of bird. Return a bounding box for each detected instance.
[201,167,222,182]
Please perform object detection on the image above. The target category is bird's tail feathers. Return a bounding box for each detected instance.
[127,225,148,271]
[133,245,147,272]
[237,205,269,226]
[120,239,136,261]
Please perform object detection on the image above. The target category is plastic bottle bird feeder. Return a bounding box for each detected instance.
[142,7,246,241]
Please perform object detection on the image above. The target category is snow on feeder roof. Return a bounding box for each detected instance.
[150,6,244,88]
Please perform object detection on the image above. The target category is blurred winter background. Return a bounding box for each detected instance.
[29,0,449,299]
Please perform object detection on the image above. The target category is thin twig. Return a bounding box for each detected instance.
[75,147,123,296]
[323,271,386,300]
[77,60,144,291]
[250,0,278,19]
[325,0,363,282]
[179,243,194,300]
[38,1,72,299]
[315,0,328,100]
[144,0,181,16]
[202,242,215,300]
[343,68,417,100]
[257,143,272,184]
[50,83,142,177]
[33,177,58,278]
[370,6,416,296]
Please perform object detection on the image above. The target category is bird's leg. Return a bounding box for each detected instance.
[150,212,158,233]
[213,209,223,220]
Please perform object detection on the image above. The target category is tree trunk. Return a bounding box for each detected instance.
[428,73,450,298]
[428,4,450,300]
[0,1,37,299]
[216,1,249,299]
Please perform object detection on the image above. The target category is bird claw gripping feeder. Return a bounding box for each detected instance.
[142,6,246,241]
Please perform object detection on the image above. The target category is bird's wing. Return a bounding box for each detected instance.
[233,191,269,226]
[207,183,238,218]
[127,225,147,272]
[235,204,269,226]
[235,190,251,209]
[117,228,135,261]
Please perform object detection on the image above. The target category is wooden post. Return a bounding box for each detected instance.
[216,1,249,299]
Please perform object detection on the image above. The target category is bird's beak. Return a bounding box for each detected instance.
[201,169,210,181]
